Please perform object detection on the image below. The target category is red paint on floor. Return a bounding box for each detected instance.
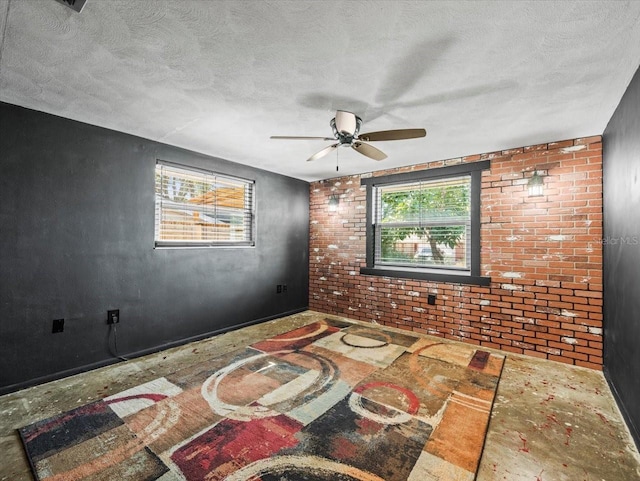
[518,433,529,453]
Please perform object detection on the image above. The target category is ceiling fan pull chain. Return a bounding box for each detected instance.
[336,146,339,172]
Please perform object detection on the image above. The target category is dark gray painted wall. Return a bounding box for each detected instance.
[603,64,640,448]
[0,102,309,393]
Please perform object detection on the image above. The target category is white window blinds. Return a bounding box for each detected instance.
[154,161,255,247]
[373,175,471,270]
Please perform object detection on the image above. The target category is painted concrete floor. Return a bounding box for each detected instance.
[1,310,638,480]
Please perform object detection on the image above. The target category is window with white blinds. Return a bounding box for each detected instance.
[154,161,255,247]
[374,175,471,270]
[361,161,490,285]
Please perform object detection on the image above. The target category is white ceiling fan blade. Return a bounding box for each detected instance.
[334,110,357,135]
[271,136,334,140]
[358,128,426,142]
[352,142,387,161]
[307,143,339,162]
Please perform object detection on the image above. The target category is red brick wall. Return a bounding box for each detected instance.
[309,136,603,369]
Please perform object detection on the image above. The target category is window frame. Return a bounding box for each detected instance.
[154,160,256,249]
[360,161,490,286]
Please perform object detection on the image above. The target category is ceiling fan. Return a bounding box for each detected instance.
[270,110,426,162]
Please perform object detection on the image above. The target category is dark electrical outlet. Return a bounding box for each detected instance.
[276,285,282,294]
[428,294,436,305]
[52,318,64,333]
[282,284,287,293]
[107,309,120,324]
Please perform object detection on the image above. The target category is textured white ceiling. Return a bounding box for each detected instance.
[1,0,640,181]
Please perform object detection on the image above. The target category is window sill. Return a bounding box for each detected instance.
[154,243,255,249]
[360,267,491,286]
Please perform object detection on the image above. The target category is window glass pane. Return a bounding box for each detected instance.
[374,175,470,270]
[154,162,254,246]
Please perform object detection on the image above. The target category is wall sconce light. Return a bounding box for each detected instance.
[328,194,340,212]
[528,170,545,197]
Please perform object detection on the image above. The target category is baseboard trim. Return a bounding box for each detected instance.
[603,366,640,452]
[117,307,307,361]
[0,307,307,397]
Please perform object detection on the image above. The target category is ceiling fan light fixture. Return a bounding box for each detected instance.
[334,110,358,136]
[330,115,362,141]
